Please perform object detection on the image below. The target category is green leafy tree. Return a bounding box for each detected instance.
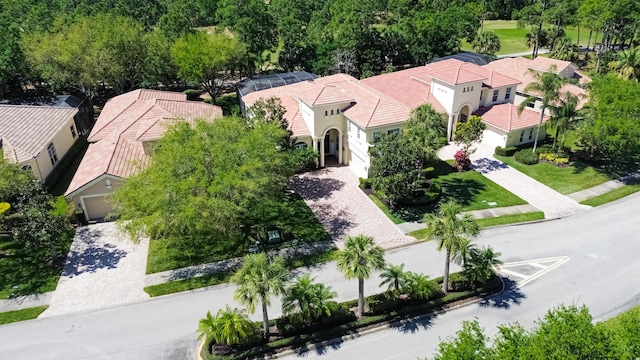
[379,263,408,294]
[369,133,421,204]
[232,253,290,340]
[472,31,501,56]
[0,21,23,99]
[430,318,493,360]
[404,104,448,172]
[423,200,480,294]
[517,65,572,153]
[282,274,338,325]
[197,305,257,345]
[454,115,486,155]
[171,31,246,103]
[514,0,559,58]
[113,117,298,242]
[336,235,386,318]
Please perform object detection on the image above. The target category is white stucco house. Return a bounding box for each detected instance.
[0,105,80,181]
[241,57,586,179]
[65,89,222,221]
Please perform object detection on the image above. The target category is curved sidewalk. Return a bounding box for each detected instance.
[439,144,589,219]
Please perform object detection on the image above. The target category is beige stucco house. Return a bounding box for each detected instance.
[65,89,222,221]
[242,57,585,179]
[0,105,80,181]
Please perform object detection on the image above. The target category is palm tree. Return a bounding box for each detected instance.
[403,272,440,300]
[336,234,386,318]
[472,31,501,56]
[462,245,503,286]
[550,37,579,62]
[231,253,290,340]
[379,263,408,294]
[547,91,581,150]
[196,306,257,346]
[404,104,447,180]
[517,65,572,153]
[282,274,338,325]
[608,47,640,81]
[423,200,480,294]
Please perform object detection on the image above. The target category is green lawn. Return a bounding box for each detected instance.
[581,184,640,207]
[495,155,614,195]
[0,306,48,325]
[409,211,545,239]
[0,232,74,299]
[461,20,603,55]
[146,192,328,274]
[370,160,526,223]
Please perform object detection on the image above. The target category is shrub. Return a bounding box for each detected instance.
[359,178,373,189]
[367,292,401,315]
[504,147,518,156]
[183,89,201,101]
[403,272,442,301]
[276,303,355,337]
[448,272,471,292]
[495,146,507,156]
[514,149,539,165]
[396,181,441,206]
[555,157,570,165]
[453,149,472,171]
[539,153,556,162]
[294,148,318,173]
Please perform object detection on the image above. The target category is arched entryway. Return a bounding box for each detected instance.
[451,104,473,139]
[320,127,343,167]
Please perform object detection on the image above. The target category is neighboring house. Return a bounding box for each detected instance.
[65,89,222,221]
[241,58,554,179]
[0,105,80,181]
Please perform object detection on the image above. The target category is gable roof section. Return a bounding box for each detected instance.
[474,103,549,132]
[427,60,487,85]
[0,105,78,163]
[528,56,573,74]
[66,90,222,196]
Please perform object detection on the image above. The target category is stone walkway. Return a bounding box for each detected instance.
[289,166,415,249]
[39,222,150,317]
[439,143,589,219]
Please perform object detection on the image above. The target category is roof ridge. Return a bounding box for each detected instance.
[90,98,139,140]
[366,97,382,128]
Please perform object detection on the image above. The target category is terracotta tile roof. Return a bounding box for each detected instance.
[474,103,549,132]
[528,56,573,74]
[428,64,487,85]
[0,105,78,163]
[66,90,222,195]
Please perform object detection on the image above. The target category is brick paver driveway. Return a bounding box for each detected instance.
[289,166,415,249]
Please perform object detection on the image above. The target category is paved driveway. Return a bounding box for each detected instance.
[40,222,149,317]
[289,166,415,249]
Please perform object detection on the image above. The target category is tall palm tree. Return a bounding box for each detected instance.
[282,274,337,325]
[196,306,257,345]
[547,91,581,150]
[336,234,386,318]
[231,253,290,340]
[608,46,640,81]
[423,200,480,294]
[404,104,447,178]
[472,31,501,56]
[517,65,572,153]
[379,263,408,294]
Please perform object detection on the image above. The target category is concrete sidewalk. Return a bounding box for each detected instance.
[397,204,540,234]
[0,292,53,312]
[439,143,589,219]
[568,172,640,202]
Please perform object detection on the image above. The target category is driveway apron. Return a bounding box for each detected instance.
[41,222,149,317]
[289,166,415,249]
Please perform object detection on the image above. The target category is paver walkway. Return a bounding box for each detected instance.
[289,166,415,249]
[40,222,150,317]
[439,143,589,219]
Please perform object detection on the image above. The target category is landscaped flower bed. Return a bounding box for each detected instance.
[201,274,502,360]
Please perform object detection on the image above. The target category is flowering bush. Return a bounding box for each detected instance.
[454,150,472,171]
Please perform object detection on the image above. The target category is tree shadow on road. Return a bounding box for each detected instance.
[473,157,509,175]
[478,277,526,309]
[389,312,436,334]
[293,337,344,356]
[62,227,128,278]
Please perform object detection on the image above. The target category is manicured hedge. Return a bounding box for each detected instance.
[514,149,539,165]
[494,146,518,157]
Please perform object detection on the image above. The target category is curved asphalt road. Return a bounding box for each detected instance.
[1,194,640,360]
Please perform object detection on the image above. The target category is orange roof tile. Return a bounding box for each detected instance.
[0,105,78,163]
[474,103,548,131]
[66,90,222,195]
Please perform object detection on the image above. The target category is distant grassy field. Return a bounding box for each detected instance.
[462,20,603,55]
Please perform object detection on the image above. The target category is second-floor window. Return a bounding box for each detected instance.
[373,131,381,143]
[47,143,58,165]
[387,128,400,135]
[492,90,499,102]
[505,87,512,100]
[70,125,77,138]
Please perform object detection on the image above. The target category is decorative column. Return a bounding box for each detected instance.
[447,113,455,141]
[338,133,343,164]
[319,136,325,167]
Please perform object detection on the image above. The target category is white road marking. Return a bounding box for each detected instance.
[496,256,570,287]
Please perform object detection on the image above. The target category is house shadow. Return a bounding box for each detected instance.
[478,277,526,309]
[473,157,509,174]
[389,312,437,334]
[61,227,128,278]
[288,177,345,201]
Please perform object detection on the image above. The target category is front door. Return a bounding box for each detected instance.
[324,134,330,155]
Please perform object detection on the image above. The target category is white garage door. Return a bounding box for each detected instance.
[481,129,506,149]
[82,196,114,220]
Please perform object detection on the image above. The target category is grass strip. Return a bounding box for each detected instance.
[368,194,405,224]
[203,276,502,360]
[580,185,640,207]
[0,306,48,325]
[145,249,338,297]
